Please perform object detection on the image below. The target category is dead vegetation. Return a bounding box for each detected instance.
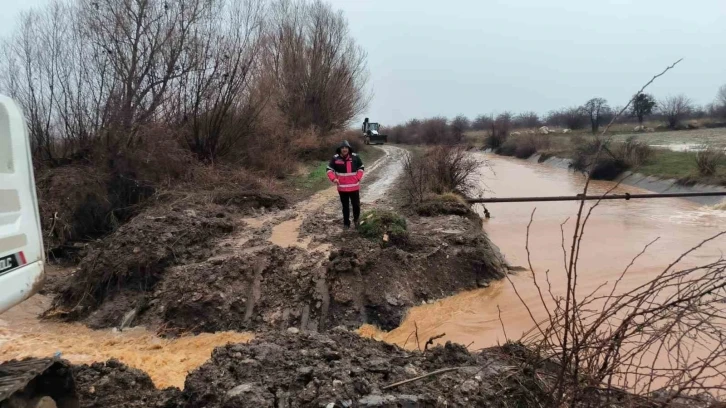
[0,0,370,255]
[403,146,481,205]
[695,146,726,177]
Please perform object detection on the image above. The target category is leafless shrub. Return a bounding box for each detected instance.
[471,114,493,131]
[514,111,541,129]
[419,117,450,144]
[659,94,694,129]
[450,115,470,143]
[403,146,481,203]
[695,145,725,177]
[546,107,588,130]
[613,136,654,168]
[498,134,551,159]
[484,113,512,149]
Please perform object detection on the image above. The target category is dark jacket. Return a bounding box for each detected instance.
[327,141,365,192]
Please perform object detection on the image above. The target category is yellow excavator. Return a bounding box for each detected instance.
[0,95,78,408]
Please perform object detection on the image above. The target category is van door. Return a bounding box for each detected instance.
[0,95,45,313]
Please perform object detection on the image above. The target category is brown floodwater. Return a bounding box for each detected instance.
[362,153,726,353]
[0,294,252,388]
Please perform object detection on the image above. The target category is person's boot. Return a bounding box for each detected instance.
[343,222,351,229]
[353,219,359,229]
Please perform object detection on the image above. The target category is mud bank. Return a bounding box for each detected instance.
[67,330,537,408]
[48,190,287,327]
[50,210,506,336]
[46,146,508,336]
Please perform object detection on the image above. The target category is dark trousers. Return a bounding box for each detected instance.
[339,191,360,226]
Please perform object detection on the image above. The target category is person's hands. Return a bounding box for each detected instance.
[333,179,340,184]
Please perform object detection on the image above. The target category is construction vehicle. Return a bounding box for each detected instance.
[361,118,388,145]
[0,95,78,408]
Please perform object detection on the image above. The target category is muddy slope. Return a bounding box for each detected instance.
[181,330,519,408]
[49,191,286,328]
[49,145,507,336]
[135,215,505,335]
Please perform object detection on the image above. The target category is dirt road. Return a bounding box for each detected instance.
[0,145,407,388]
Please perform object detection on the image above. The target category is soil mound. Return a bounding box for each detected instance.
[73,359,180,408]
[139,221,505,335]
[328,229,506,331]
[60,212,504,335]
[181,330,513,407]
[48,196,276,327]
[148,246,328,335]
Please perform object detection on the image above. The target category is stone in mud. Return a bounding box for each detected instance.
[359,394,397,406]
[224,383,274,407]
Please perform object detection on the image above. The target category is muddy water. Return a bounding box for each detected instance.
[368,153,726,351]
[0,293,252,388]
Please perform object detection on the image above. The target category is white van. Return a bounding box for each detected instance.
[0,95,45,313]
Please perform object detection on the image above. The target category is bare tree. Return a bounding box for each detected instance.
[717,84,726,107]
[471,114,493,131]
[658,94,693,129]
[583,97,609,133]
[170,0,269,161]
[266,0,369,133]
[514,111,540,128]
[80,0,211,147]
[449,115,470,143]
[715,84,726,119]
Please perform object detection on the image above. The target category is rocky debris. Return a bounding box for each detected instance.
[72,359,180,408]
[181,330,514,408]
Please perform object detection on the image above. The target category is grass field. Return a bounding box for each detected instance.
[465,127,726,186]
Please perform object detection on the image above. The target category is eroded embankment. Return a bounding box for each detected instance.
[44,145,507,337]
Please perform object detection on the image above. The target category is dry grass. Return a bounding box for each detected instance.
[695,146,726,176]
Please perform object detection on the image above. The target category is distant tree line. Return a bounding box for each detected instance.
[388,85,726,144]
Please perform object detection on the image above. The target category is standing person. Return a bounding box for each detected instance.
[327,140,364,229]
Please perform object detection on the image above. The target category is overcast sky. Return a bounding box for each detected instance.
[3,0,725,125]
